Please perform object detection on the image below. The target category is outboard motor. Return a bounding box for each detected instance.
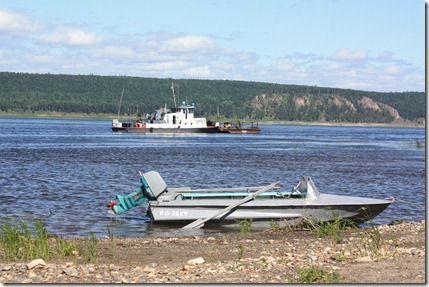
[107,171,168,215]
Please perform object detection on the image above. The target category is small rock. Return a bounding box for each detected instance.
[27,259,46,269]
[355,256,373,263]
[2,265,12,271]
[131,266,142,272]
[187,257,205,265]
[309,255,318,262]
[219,265,227,272]
[285,252,294,258]
[63,267,79,277]
[109,264,120,271]
[388,219,404,225]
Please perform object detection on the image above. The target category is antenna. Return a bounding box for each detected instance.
[171,82,177,108]
[117,86,125,119]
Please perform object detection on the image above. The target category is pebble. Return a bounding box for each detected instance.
[355,256,373,263]
[187,257,205,265]
[63,267,79,277]
[0,220,424,283]
[27,259,46,269]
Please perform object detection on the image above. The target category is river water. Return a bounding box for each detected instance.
[0,118,425,238]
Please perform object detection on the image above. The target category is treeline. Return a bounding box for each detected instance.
[0,72,425,123]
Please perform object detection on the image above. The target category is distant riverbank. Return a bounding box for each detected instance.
[262,120,425,128]
[0,111,424,128]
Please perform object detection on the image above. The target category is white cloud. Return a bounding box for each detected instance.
[282,52,319,60]
[94,45,136,59]
[275,60,296,71]
[384,64,401,75]
[183,66,212,77]
[330,48,368,61]
[251,49,424,92]
[234,51,259,64]
[376,51,395,62]
[158,35,216,52]
[143,61,189,72]
[0,9,42,33]
[0,7,423,93]
[39,27,104,46]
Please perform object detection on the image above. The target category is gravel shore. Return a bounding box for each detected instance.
[0,220,425,283]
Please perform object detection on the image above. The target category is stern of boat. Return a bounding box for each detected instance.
[107,171,168,215]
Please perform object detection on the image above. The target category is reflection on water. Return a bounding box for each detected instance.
[0,118,425,237]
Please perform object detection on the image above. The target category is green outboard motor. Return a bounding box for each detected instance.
[107,171,168,215]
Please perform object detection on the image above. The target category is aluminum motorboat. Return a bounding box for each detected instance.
[106,171,394,229]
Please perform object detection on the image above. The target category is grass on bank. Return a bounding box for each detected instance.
[292,265,342,283]
[0,217,97,263]
[284,215,398,260]
[0,215,399,269]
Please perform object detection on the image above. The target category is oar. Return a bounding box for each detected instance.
[182,181,280,229]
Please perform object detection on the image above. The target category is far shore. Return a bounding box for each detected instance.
[0,111,425,128]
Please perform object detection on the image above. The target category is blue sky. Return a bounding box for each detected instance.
[0,0,425,92]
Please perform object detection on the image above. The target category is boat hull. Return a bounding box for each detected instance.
[222,128,261,134]
[112,126,219,133]
[146,194,392,225]
[218,122,261,134]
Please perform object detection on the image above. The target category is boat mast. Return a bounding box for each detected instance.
[171,82,177,108]
[117,86,125,119]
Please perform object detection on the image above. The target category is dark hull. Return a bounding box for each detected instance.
[221,128,261,134]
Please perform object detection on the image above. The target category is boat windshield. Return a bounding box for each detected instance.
[296,176,320,200]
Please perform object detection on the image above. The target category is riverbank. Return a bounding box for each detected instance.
[0,111,425,128]
[0,220,425,283]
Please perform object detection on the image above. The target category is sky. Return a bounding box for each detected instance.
[0,0,425,92]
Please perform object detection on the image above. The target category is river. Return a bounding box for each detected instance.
[0,118,425,237]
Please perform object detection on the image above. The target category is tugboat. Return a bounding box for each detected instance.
[112,83,219,133]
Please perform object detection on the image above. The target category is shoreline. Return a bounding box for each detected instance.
[0,220,425,283]
[0,112,425,128]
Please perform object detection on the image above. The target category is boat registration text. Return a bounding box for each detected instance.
[159,210,189,217]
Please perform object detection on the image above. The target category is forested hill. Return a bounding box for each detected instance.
[0,72,425,124]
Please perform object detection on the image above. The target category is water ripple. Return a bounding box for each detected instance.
[0,118,425,237]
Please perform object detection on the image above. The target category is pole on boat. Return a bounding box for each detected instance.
[117,86,125,119]
[182,181,281,229]
[171,82,177,108]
